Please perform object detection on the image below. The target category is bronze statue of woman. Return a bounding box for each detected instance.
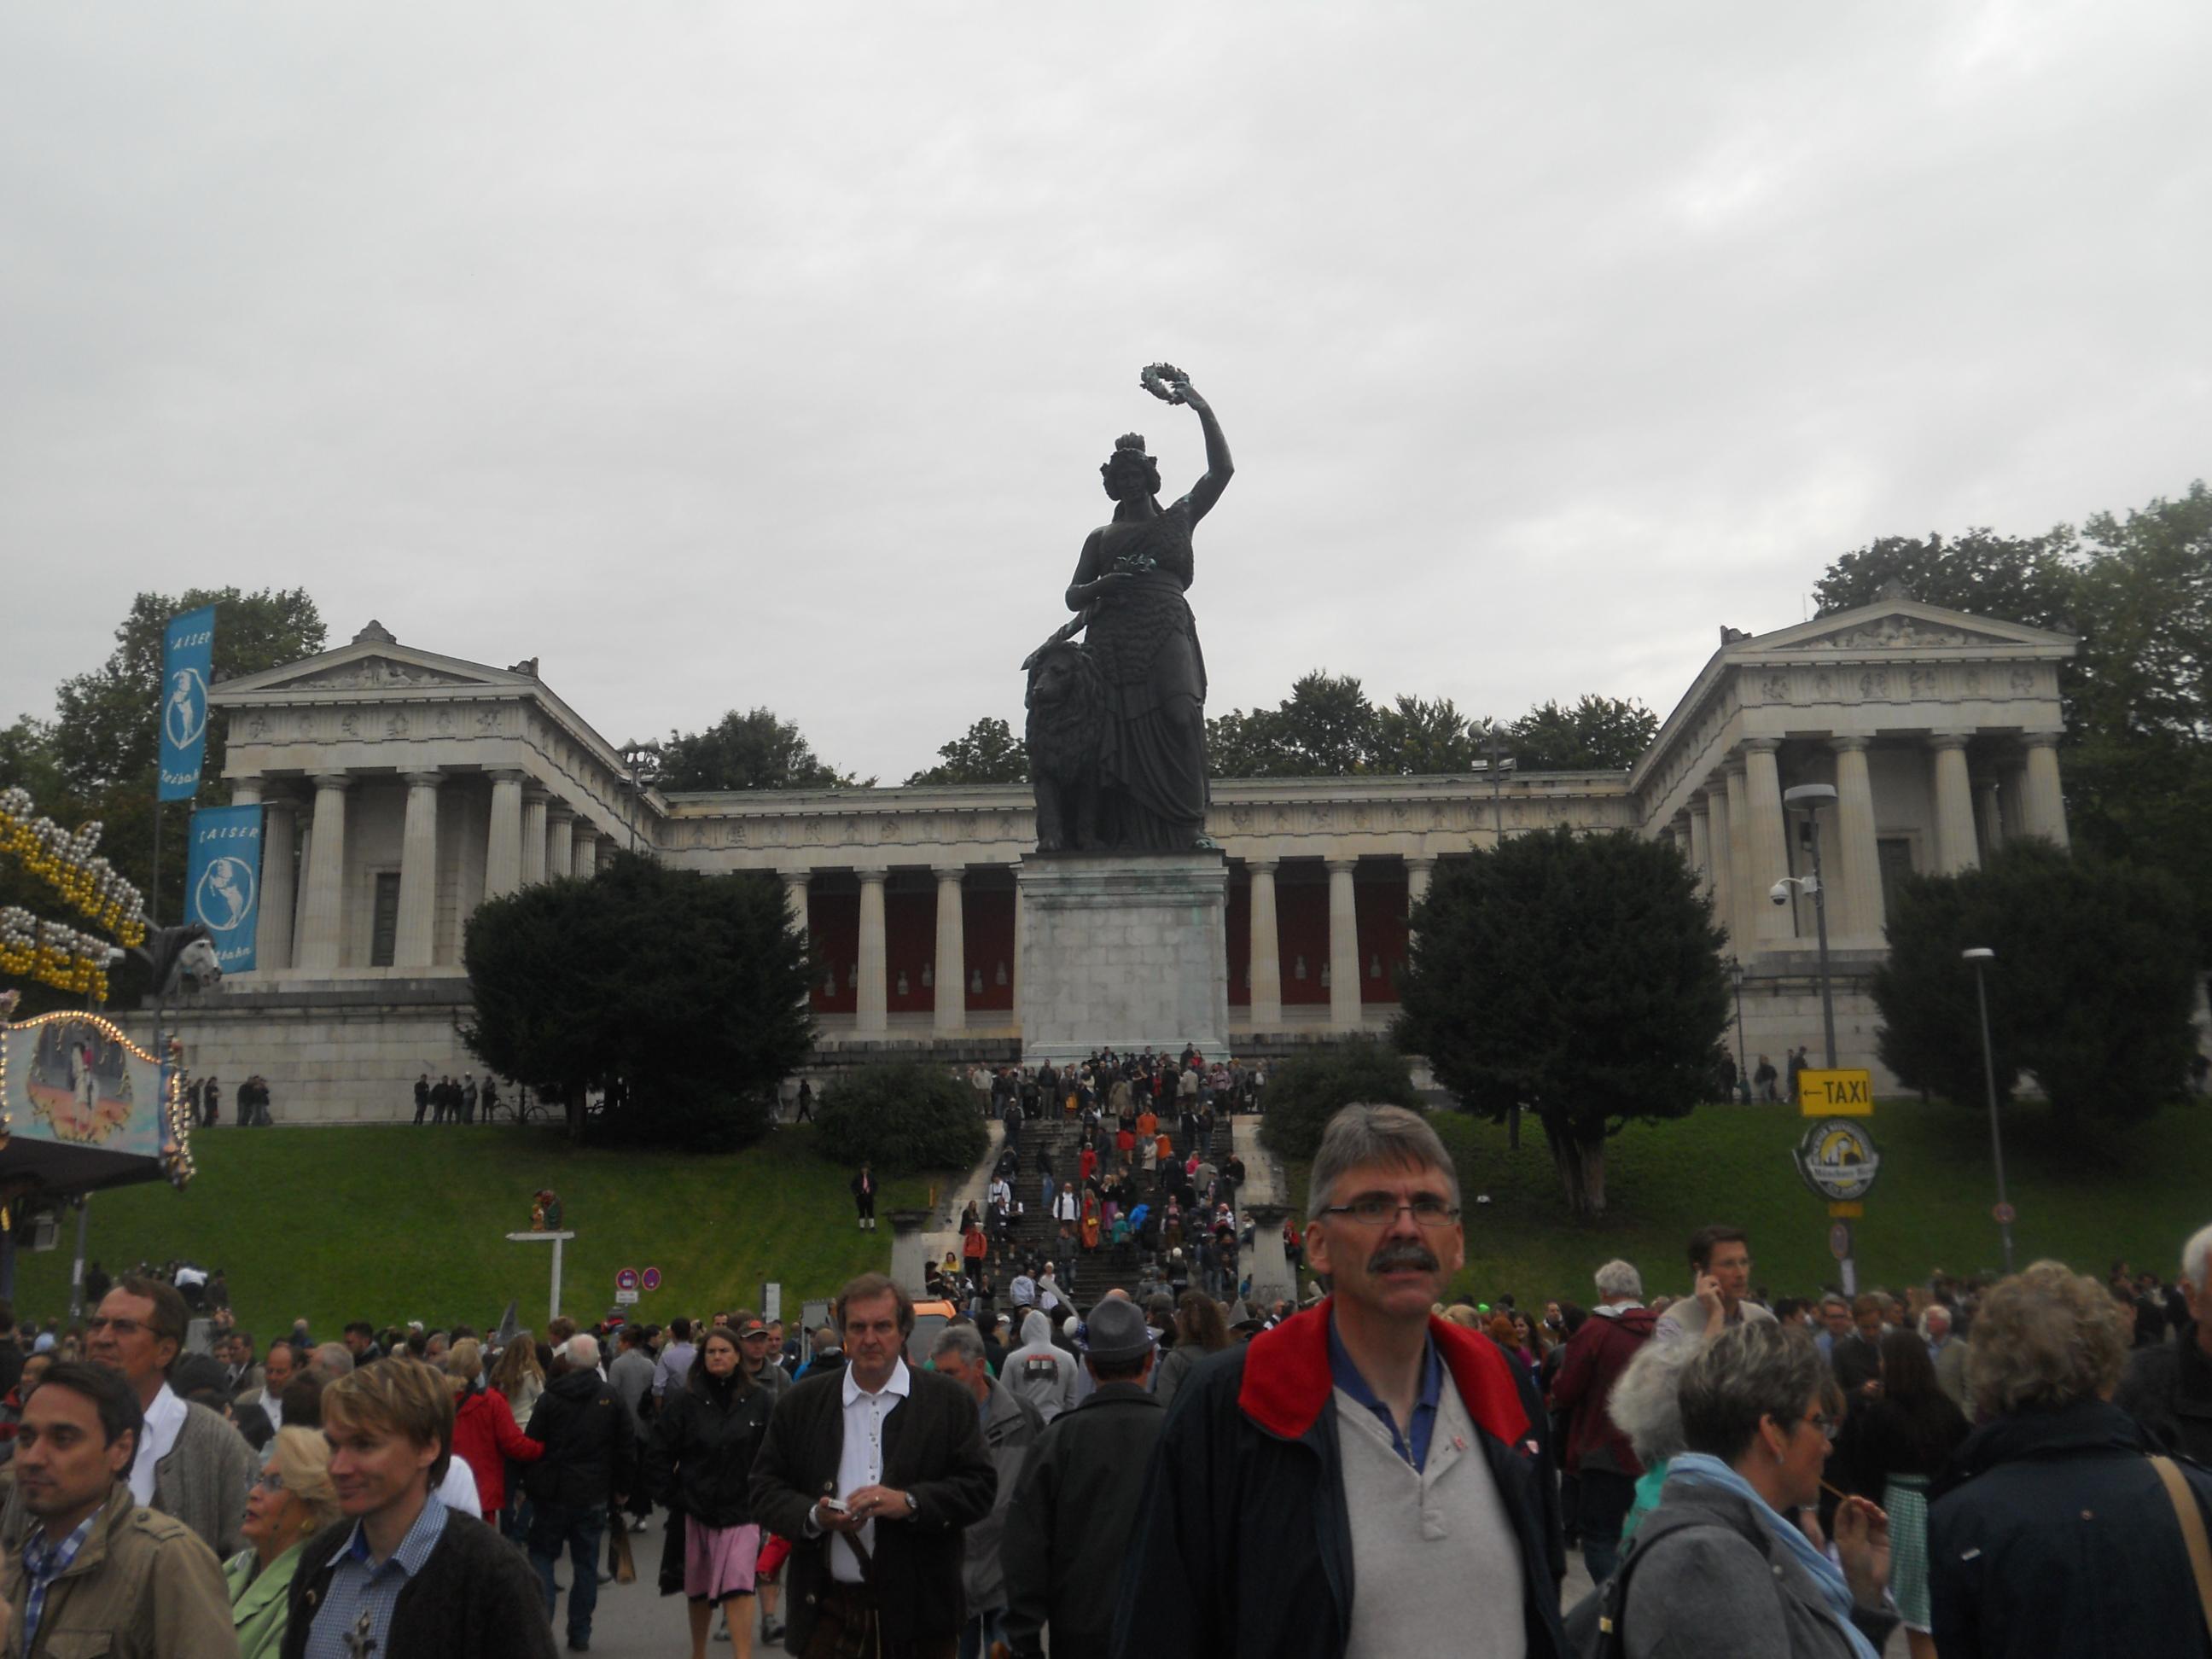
[1060,370,1233,852]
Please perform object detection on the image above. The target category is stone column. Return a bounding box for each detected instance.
[1702,782,1735,951]
[296,773,352,975]
[520,789,550,886]
[1243,1202,1296,1308]
[933,867,966,1034]
[1011,882,1024,1032]
[1406,857,1434,909]
[485,771,525,899]
[1976,777,2005,862]
[1831,737,1884,943]
[393,771,442,969]
[544,806,574,884]
[782,870,811,938]
[855,870,888,1038]
[1722,761,1755,955]
[573,833,599,879]
[1685,800,1712,897]
[1326,859,1361,1031]
[1742,741,1793,944]
[1930,734,1980,874]
[257,794,298,973]
[1247,861,1284,1027]
[291,817,313,966]
[2021,734,2069,847]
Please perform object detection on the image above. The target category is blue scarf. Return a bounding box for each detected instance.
[1664,1452,1882,1659]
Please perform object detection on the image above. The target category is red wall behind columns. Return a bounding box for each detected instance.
[963,888,1015,1012]
[1276,870,1330,1005]
[809,891,859,1014]
[1357,868,1411,1004]
[885,886,934,1014]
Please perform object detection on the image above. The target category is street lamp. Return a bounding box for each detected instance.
[620,742,662,853]
[1472,726,1517,845]
[1778,783,1840,1068]
[1963,946,2016,1274]
[1725,954,1749,1103]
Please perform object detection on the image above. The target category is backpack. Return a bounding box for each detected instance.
[1563,1506,1749,1659]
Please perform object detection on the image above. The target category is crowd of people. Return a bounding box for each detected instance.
[1,1098,2209,1656]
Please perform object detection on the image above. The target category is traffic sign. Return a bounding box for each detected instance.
[641,1266,662,1292]
[1828,1221,1854,1261]
[1993,1202,2017,1225]
[1799,1069,1874,1116]
[614,1289,639,1306]
[615,1268,639,1292]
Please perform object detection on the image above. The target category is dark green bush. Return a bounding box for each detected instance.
[814,1062,988,1175]
[1258,1036,1423,1161]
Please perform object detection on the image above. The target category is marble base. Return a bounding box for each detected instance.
[1017,851,1231,1068]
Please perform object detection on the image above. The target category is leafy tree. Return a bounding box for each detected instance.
[1871,841,2198,1123]
[1508,696,1658,772]
[1255,1036,1423,1161]
[658,707,870,793]
[906,716,1028,785]
[461,852,814,1150]
[1371,697,1483,776]
[1208,672,1379,777]
[1204,704,1289,778]
[1394,826,1727,1218]
[1812,529,2081,633]
[813,1062,988,1175]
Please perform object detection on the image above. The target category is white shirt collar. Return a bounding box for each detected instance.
[840,1355,911,1409]
[128,1382,189,1505]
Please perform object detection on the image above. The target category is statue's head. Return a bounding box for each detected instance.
[1100,434,1160,504]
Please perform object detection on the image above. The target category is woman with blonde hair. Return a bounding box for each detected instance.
[226,1425,345,1659]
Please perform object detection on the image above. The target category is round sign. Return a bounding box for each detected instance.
[615,1268,639,1292]
[1993,1202,2017,1225]
[1828,1221,1853,1261]
[1794,1118,1883,1203]
[640,1266,662,1293]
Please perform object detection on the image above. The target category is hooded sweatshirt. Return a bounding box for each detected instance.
[1005,1310,1077,1423]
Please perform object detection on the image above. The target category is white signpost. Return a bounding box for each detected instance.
[505,1230,576,1324]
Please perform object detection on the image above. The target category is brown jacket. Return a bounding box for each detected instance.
[2,1481,237,1659]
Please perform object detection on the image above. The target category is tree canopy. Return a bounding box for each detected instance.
[812,1062,988,1174]
[906,716,1028,785]
[461,851,815,1150]
[1871,841,2199,1124]
[1394,826,1728,1218]
[1204,673,1656,780]
[657,707,870,793]
[1255,1036,1423,1162]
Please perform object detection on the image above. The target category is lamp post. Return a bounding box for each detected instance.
[1964,946,2015,1274]
[1726,955,1749,1103]
[620,742,661,853]
[1780,783,1840,1069]
[1475,727,1516,845]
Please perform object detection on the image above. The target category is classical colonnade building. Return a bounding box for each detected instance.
[185,595,2075,1120]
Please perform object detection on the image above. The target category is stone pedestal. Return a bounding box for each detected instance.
[1243,1201,1296,1310]
[888,1208,934,1299]
[1017,851,1230,1068]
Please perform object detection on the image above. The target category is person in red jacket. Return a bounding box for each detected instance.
[443,1341,544,1519]
[1545,1257,1656,1582]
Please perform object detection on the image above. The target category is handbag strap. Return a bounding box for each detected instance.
[2150,1455,2212,1638]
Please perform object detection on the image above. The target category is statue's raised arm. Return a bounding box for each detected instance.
[1144,363,1234,525]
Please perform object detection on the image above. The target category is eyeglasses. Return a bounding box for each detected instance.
[85,1317,150,1338]
[1801,1412,1839,1442]
[251,1471,288,1494]
[1316,1196,1462,1228]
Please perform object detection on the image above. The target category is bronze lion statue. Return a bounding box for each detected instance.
[1023,640,1109,853]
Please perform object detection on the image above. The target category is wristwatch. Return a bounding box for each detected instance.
[902,1488,918,1516]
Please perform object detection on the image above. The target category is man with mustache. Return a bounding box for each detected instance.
[1116,1103,1568,1658]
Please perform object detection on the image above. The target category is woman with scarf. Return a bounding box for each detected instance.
[1617,1321,1897,1657]
[648,1324,776,1659]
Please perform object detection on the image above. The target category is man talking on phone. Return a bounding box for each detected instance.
[751,1273,997,1658]
[1653,1225,1775,1346]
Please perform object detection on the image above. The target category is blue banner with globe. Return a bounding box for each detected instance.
[157,604,218,800]
[184,804,262,972]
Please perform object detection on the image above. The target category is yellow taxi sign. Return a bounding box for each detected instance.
[1799,1068,1874,1116]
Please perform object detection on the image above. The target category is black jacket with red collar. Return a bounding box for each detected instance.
[1112,1300,1566,1659]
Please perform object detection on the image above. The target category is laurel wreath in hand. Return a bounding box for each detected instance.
[1140,363,1190,404]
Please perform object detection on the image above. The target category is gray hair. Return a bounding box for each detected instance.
[1307,1103,1459,1222]
[1676,1322,1829,1465]
[1593,1260,1643,1301]
[308,1342,355,1384]
[1605,1329,1704,1465]
[1819,1293,1851,1313]
[564,1333,601,1371]
[929,1323,986,1367]
[2181,1224,2212,1289]
[1965,1260,2130,1418]
[1918,1304,1952,1342]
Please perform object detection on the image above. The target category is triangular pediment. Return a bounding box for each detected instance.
[212,637,531,699]
[1745,598,2075,656]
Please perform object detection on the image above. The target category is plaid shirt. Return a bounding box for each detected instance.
[20,1511,99,1654]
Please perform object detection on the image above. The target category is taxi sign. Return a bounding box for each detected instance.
[1798,1068,1873,1116]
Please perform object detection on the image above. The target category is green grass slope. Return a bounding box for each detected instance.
[1289,1097,2212,1306]
[10,1125,956,1341]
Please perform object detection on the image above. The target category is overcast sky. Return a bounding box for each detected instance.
[4,3,2206,782]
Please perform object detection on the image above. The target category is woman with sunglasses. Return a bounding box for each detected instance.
[226,1426,345,1659]
[1613,1321,1896,1657]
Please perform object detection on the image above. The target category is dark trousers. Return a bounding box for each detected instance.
[803,1582,955,1659]
[1577,1467,1638,1584]
[529,1500,608,1640]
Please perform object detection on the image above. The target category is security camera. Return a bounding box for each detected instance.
[1769,880,1791,905]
